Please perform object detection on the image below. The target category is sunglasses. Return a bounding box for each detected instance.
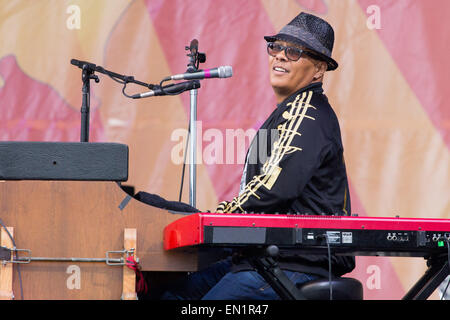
[267,42,322,62]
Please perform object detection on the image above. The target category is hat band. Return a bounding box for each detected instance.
[278,24,331,57]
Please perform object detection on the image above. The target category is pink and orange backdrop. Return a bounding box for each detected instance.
[0,0,448,299]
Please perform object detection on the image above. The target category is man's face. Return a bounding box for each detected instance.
[268,41,321,102]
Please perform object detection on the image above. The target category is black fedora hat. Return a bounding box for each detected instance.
[264,12,338,71]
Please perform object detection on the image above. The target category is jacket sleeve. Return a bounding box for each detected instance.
[217,91,332,213]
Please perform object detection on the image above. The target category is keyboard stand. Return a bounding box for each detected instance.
[250,248,449,300]
[246,245,306,300]
[402,254,449,300]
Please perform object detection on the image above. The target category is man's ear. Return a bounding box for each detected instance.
[313,61,327,80]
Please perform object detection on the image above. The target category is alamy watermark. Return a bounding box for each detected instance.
[170,121,279,165]
[366,5,381,30]
[66,4,81,30]
[366,264,381,290]
[66,264,81,290]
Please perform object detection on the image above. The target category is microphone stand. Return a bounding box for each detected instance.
[71,59,155,142]
[189,88,198,208]
[185,40,206,208]
[80,64,99,142]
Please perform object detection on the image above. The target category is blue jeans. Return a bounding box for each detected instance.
[161,257,318,300]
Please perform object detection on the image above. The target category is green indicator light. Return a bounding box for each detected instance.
[438,241,444,247]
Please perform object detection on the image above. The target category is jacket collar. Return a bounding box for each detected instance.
[272,82,323,128]
[277,82,323,108]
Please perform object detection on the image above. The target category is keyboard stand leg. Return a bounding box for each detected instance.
[402,255,449,300]
[247,245,306,300]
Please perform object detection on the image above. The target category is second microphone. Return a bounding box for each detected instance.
[168,66,233,81]
[131,80,201,99]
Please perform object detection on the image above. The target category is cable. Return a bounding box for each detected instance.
[103,69,191,200]
[121,82,135,99]
[159,78,186,96]
[317,233,333,300]
[178,122,190,202]
[104,72,136,99]
[440,238,450,300]
[441,277,450,301]
[324,233,333,300]
[101,69,151,99]
[0,219,24,300]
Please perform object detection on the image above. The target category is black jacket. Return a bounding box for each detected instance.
[217,82,355,277]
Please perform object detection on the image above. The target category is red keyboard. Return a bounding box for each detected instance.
[163,213,450,257]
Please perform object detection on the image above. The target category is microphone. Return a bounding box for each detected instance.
[71,59,97,71]
[168,66,232,81]
[189,39,198,55]
[131,80,200,99]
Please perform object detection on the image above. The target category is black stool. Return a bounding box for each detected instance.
[296,277,364,300]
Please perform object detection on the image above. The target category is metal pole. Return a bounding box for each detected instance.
[189,88,198,208]
[80,68,91,142]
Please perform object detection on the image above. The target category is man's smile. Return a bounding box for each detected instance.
[272,65,289,74]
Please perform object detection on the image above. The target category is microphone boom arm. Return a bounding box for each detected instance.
[71,59,155,89]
